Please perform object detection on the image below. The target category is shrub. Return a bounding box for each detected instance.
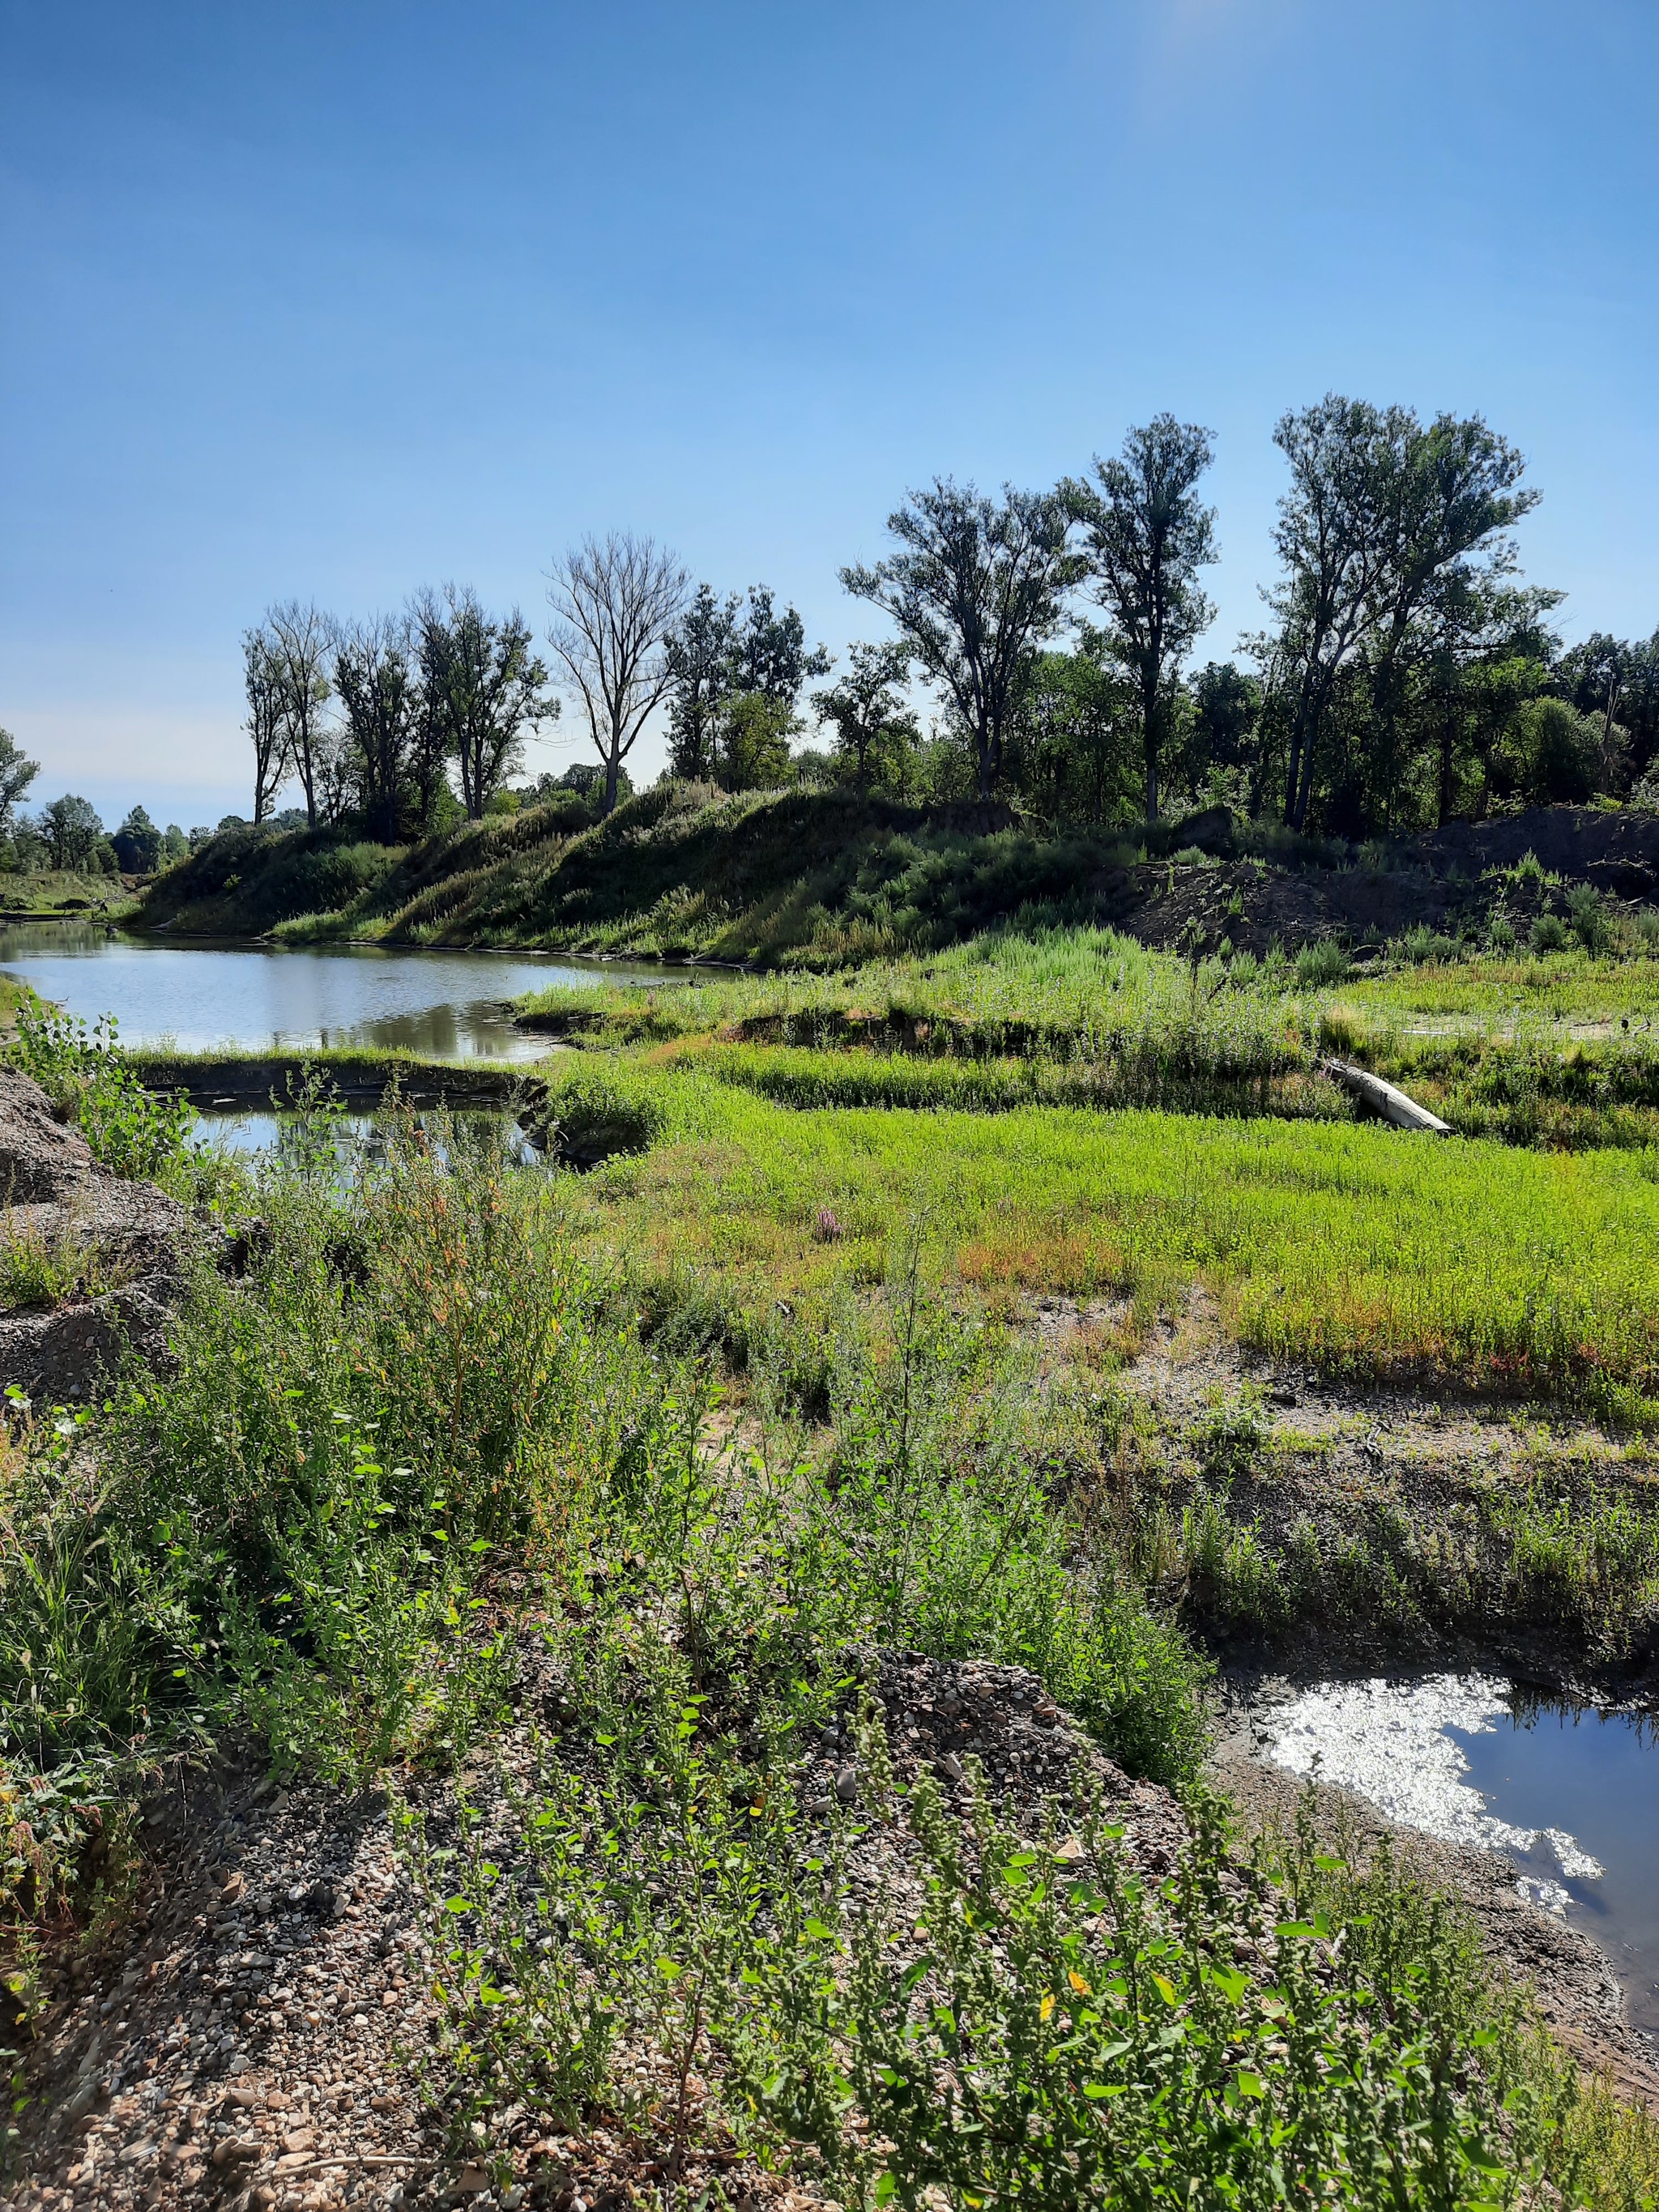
[5,1006,200,1194]
[1294,938,1350,987]
[1567,883,1611,953]
[1532,913,1570,953]
[530,1068,667,1168]
[1396,924,1461,965]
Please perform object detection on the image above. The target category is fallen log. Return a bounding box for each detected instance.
[1320,1057,1452,1136]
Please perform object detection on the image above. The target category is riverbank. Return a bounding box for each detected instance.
[6,976,1659,2205]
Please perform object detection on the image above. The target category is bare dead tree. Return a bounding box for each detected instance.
[264,601,335,826]
[546,534,690,814]
[242,627,292,823]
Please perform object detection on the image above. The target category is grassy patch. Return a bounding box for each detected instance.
[137,789,1135,959]
[0,872,134,920]
[1,1016,1653,2202]
[544,1068,1659,1421]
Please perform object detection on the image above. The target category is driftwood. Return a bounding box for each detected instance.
[1320,1057,1452,1136]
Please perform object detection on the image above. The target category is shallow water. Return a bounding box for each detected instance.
[0,921,676,1058]
[195,1107,541,1166]
[1247,1674,1659,2035]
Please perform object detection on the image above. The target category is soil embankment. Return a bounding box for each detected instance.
[0,1070,191,1402]
[135,794,1659,964]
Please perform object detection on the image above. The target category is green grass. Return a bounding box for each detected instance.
[523,925,1659,1149]
[1338,949,1659,1030]
[0,872,135,919]
[541,1064,1659,1421]
[3,1020,1657,2205]
[137,786,1132,959]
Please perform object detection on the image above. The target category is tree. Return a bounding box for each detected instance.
[663,584,740,782]
[241,628,292,823]
[727,586,831,705]
[161,824,190,864]
[842,479,1081,799]
[719,693,795,791]
[262,603,335,827]
[334,613,419,839]
[546,534,689,814]
[1011,642,1135,826]
[1064,416,1218,822]
[0,731,40,836]
[416,586,553,820]
[41,794,105,871]
[1257,397,1539,832]
[1190,663,1261,775]
[1562,629,1659,778]
[110,805,163,873]
[812,641,919,792]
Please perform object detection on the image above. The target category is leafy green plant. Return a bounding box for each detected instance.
[415,1689,1614,2211]
[1532,913,1570,954]
[0,1223,120,1312]
[1397,924,1461,965]
[5,1005,199,1194]
[1294,938,1350,987]
[1567,883,1611,954]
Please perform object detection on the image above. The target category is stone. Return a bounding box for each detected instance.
[834,1766,859,1804]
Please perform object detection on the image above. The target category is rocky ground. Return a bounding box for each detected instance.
[2,1647,1187,2212]
[0,1070,190,1404]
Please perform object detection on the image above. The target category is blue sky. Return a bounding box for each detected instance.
[2,0,1656,829]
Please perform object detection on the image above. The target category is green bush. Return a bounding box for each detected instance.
[1567,883,1611,953]
[1397,924,1461,965]
[1294,938,1350,987]
[417,1697,1601,2210]
[5,1005,200,1195]
[1532,913,1570,953]
[530,1068,667,1167]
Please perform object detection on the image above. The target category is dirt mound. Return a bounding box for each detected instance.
[0,1069,191,1404]
[6,1647,1185,2212]
[1416,806,1659,897]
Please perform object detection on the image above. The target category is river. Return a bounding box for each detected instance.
[0,921,675,1059]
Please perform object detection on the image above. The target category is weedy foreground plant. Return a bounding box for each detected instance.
[0,1020,1655,2205]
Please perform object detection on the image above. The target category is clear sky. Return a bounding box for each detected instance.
[2,0,1656,830]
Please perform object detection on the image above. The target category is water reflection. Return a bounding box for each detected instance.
[196,1106,542,1170]
[0,921,680,1058]
[1248,1675,1659,2035]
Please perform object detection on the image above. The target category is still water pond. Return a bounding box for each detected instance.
[1249,1675,1659,2036]
[0,922,675,1058]
[197,1109,541,1164]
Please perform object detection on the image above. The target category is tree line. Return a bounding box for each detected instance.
[218,391,1652,842]
[0,732,206,879]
